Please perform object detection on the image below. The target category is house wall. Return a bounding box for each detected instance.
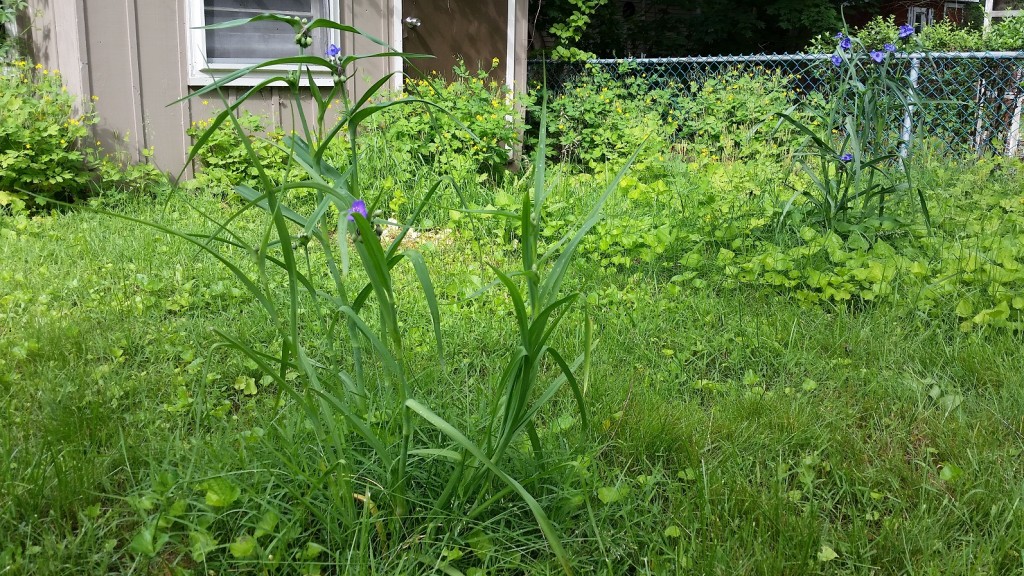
[847,1,979,28]
[22,0,402,176]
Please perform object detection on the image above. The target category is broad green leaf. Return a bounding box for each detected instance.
[597,485,629,504]
[939,463,963,482]
[817,545,839,562]
[129,524,168,557]
[254,510,280,539]
[199,477,241,508]
[189,530,217,562]
[230,534,257,558]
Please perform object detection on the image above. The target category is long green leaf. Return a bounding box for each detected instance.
[405,400,573,576]
[403,249,444,366]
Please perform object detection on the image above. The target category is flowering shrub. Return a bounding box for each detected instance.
[0,61,96,212]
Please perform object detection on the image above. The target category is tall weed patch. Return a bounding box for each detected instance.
[778,21,928,235]
[107,14,629,573]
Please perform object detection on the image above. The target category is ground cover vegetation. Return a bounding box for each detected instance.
[2,15,1024,576]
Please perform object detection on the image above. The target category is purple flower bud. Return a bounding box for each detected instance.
[898,25,915,39]
[325,43,341,58]
[839,37,852,51]
[831,54,843,67]
[835,32,845,39]
[840,153,854,162]
[884,43,897,53]
[348,199,367,221]
[870,50,885,63]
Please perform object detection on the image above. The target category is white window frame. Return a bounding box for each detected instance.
[186,0,341,87]
[908,6,936,31]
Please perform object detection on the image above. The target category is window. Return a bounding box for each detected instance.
[188,0,338,86]
[908,6,935,32]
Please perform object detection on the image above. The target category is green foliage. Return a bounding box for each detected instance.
[0,61,96,212]
[83,144,166,206]
[0,0,26,61]
[988,15,1024,50]
[186,111,291,191]
[808,14,1024,52]
[6,121,1024,574]
[780,22,924,234]
[544,0,610,61]
[8,8,1024,576]
[378,59,528,184]
[673,67,805,161]
[140,14,608,573]
[187,61,527,226]
[544,64,673,169]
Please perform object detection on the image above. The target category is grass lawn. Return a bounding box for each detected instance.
[2,153,1023,575]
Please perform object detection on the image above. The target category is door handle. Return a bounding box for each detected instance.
[404,16,422,29]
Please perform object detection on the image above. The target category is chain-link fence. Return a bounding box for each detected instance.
[530,52,1024,158]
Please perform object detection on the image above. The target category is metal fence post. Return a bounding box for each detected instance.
[900,54,920,158]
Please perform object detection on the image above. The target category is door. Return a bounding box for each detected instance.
[401,0,509,83]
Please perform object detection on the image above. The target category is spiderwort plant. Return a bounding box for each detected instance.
[107,13,590,574]
[777,21,929,235]
[149,16,458,534]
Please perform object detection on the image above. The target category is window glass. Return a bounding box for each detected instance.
[205,0,325,63]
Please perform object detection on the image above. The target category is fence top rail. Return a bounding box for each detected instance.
[530,51,1024,65]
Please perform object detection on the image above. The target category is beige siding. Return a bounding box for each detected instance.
[22,0,524,176]
[80,0,146,164]
[22,0,89,114]
[135,0,191,175]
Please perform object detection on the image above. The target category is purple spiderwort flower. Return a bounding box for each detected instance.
[835,32,845,39]
[839,36,852,51]
[831,54,843,67]
[884,43,897,53]
[348,199,367,222]
[840,153,854,163]
[870,50,885,63]
[325,43,341,58]
[898,25,915,39]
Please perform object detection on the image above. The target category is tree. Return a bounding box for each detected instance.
[530,0,882,57]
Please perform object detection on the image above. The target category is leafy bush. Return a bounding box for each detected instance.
[187,61,526,225]
[542,63,673,169]
[0,0,26,61]
[808,14,1024,52]
[85,144,166,205]
[988,15,1024,50]
[186,111,291,191]
[673,67,804,161]
[0,61,96,212]
[377,59,528,182]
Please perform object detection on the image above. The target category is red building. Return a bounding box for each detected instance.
[846,1,981,30]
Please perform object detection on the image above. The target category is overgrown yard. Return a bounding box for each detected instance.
[3,16,1024,575]
[3,152,1024,573]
